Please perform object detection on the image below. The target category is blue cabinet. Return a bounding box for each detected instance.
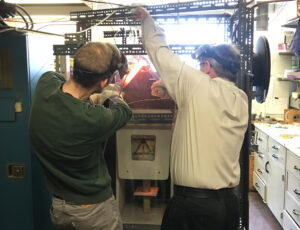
[0,33,58,230]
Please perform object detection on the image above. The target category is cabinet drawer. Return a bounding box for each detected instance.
[256,130,268,153]
[268,137,286,165]
[287,150,300,178]
[253,171,266,202]
[282,210,300,230]
[285,191,300,226]
[287,171,300,204]
[254,152,267,183]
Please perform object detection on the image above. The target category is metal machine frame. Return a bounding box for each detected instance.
[53,1,254,228]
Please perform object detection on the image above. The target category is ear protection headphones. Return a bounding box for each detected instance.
[192,45,240,74]
[115,51,128,79]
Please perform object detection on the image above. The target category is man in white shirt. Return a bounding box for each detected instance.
[134,7,249,230]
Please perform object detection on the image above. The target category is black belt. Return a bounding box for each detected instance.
[174,185,234,199]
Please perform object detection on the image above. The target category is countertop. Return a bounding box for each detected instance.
[254,123,300,157]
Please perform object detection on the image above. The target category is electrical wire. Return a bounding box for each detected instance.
[15,4,34,29]
[0,24,64,36]
[268,1,287,25]
[82,0,126,7]
[0,0,16,19]
[127,98,169,105]
[18,28,64,36]
[8,19,72,31]
[36,23,77,31]
[0,1,36,34]
[105,1,134,46]
[15,9,28,29]
[94,0,138,46]
[0,27,14,33]
[0,15,9,27]
[247,0,295,8]
[75,10,116,34]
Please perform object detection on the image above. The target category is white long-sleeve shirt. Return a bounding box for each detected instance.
[142,16,249,189]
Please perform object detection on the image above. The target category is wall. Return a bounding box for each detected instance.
[252,1,299,120]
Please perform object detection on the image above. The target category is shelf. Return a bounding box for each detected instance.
[278,50,295,56]
[282,17,299,28]
[278,78,300,83]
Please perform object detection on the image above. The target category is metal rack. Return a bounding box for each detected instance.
[236,2,254,230]
[53,0,240,56]
[53,0,254,93]
[69,0,239,22]
[53,1,254,229]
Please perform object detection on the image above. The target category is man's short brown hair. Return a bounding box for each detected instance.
[73,42,126,88]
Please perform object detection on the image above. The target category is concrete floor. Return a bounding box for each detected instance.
[123,191,283,230]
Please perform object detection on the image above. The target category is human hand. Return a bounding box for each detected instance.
[151,80,170,99]
[90,84,122,105]
[131,7,150,22]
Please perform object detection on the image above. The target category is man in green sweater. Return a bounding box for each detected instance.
[29,42,132,230]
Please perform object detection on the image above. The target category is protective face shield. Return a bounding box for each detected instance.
[192,44,240,74]
[116,52,129,78]
[106,51,128,88]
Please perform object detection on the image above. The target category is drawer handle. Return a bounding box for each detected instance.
[265,161,270,173]
[258,153,263,159]
[272,154,279,159]
[294,166,300,171]
[255,183,260,189]
[257,169,263,174]
[258,138,263,142]
[272,146,279,150]
[294,189,300,195]
[292,209,299,216]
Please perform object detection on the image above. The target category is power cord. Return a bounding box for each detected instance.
[0,0,35,33]
[0,0,16,19]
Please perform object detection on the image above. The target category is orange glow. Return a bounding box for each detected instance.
[123,59,148,87]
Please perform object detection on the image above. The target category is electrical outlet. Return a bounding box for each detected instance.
[6,163,25,179]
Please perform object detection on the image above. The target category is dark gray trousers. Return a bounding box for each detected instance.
[50,196,122,230]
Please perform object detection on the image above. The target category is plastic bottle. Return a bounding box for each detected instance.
[291,56,299,70]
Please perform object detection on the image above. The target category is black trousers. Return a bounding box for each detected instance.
[161,185,240,230]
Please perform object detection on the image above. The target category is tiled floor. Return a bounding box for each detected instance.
[249,191,283,230]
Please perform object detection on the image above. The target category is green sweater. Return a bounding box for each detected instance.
[29,71,132,204]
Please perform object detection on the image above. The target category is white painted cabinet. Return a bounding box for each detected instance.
[254,123,300,230]
[284,150,300,230]
[253,129,269,202]
[266,137,286,224]
[282,210,300,230]
[254,129,286,224]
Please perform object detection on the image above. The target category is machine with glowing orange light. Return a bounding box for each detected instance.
[115,55,174,226]
[120,55,175,123]
[50,0,254,228]
[122,57,150,88]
